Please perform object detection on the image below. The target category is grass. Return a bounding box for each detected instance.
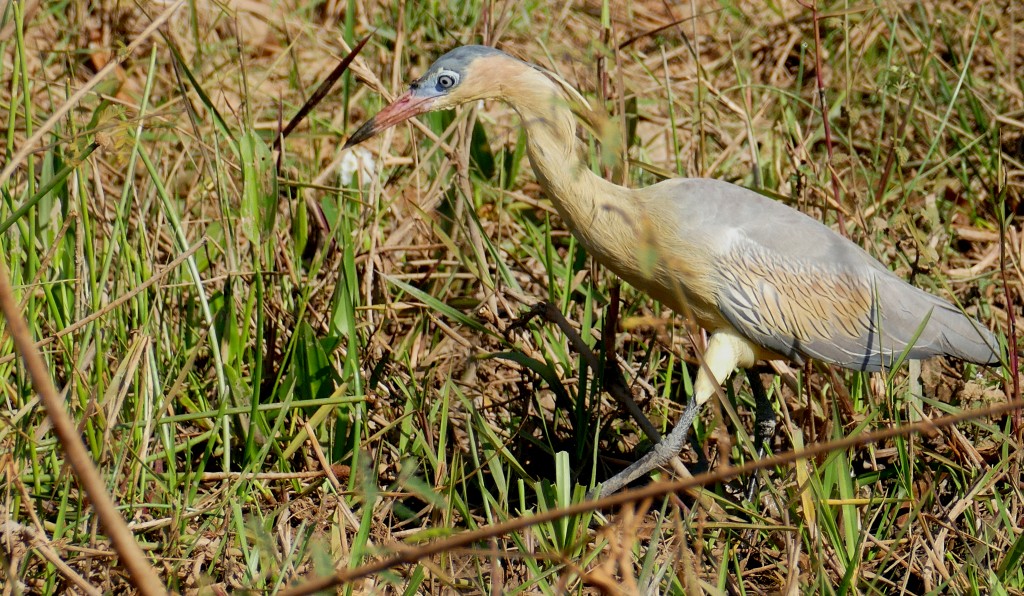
[0,0,1021,593]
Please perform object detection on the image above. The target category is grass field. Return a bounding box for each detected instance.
[1,0,1022,593]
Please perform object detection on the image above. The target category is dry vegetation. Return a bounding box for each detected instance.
[1,0,1022,593]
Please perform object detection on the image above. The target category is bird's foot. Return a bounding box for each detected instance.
[591,398,699,499]
[590,441,683,499]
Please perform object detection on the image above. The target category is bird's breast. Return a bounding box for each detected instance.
[560,195,730,333]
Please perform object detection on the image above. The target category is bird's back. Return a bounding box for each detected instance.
[640,178,999,371]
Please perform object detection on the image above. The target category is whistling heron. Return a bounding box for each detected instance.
[344,45,1001,498]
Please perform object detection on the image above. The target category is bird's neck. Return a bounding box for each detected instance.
[501,65,630,240]
[496,63,718,326]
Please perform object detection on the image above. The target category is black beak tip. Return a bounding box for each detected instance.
[344,117,378,150]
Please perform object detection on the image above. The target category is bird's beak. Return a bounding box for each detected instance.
[343,90,435,149]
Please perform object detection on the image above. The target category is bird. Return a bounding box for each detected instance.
[343,45,1001,498]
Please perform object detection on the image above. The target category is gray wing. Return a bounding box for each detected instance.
[657,179,1000,371]
[716,240,999,371]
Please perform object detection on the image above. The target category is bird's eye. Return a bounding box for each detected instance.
[437,72,458,90]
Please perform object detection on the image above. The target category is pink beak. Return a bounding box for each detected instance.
[344,90,435,149]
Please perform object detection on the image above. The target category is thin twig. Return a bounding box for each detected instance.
[273,32,374,152]
[995,153,1020,430]
[797,0,847,234]
[506,302,663,443]
[0,520,101,596]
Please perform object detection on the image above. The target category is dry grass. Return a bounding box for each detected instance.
[0,0,1022,593]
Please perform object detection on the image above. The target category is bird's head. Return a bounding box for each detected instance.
[344,45,512,149]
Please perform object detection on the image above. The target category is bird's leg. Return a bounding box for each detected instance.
[592,331,754,498]
[589,390,701,499]
[744,368,777,502]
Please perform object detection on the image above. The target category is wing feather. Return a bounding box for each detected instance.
[716,237,999,371]
[644,179,999,370]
